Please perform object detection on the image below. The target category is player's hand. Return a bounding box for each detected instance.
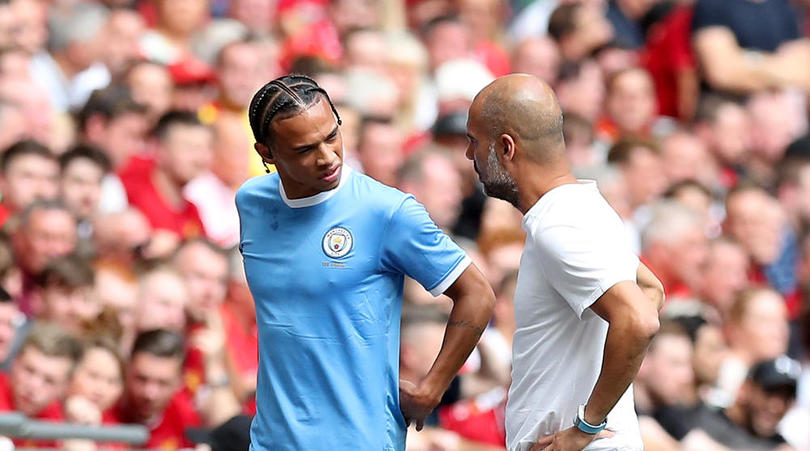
[399,379,440,431]
[530,426,614,451]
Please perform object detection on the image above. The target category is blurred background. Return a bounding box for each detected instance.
[0,0,809,449]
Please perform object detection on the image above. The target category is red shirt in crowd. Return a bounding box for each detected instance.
[639,5,696,120]
[0,372,64,448]
[118,156,206,239]
[112,391,201,450]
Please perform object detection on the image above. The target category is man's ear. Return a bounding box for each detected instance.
[500,133,517,162]
[254,142,275,165]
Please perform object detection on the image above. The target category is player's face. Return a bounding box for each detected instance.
[258,97,343,199]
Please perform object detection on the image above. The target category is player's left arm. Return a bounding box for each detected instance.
[399,263,495,430]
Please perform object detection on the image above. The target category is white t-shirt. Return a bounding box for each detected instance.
[506,181,642,451]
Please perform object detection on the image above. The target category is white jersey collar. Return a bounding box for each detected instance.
[279,165,352,208]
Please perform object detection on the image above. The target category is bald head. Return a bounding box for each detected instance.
[474,74,565,161]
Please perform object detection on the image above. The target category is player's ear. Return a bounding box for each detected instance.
[254,142,276,165]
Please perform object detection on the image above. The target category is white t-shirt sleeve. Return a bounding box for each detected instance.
[534,220,639,319]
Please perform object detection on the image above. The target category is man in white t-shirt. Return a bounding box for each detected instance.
[465,74,665,451]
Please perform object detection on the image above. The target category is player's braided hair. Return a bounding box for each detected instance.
[248,74,342,147]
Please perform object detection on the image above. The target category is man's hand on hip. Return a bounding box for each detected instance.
[530,426,614,451]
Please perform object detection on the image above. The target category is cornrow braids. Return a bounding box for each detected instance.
[248,74,342,146]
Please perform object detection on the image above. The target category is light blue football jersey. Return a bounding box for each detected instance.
[236,166,470,451]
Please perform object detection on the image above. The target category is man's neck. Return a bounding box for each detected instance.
[152,167,185,208]
[515,161,578,214]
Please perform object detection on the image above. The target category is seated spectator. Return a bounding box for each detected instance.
[716,287,790,407]
[555,60,605,124]
[692,0,810,95]
[32,254,98,336]
[511,36,561,85]
[698,238,750,315]
[398,147,463,232]
[65,336,124,423]
[76,87,149,211]
[11,200,78,316]
[0,322,82,448]
[30,2,110,114]
[99,8,145,82]
[659,131,718,189]
[58,144,112,240]
[124,61,174,124]
[776,154,810,237]
[114,329,201,450]
[134,267,188,336]
[607,138,667,215]
[690,357,801,450]
[0,140,60,227]
[172,239,230,396]
[547,2,613,63]
[93,262,138,354]
[641,201,709,299]
[724,183,801,317]
[119,110,212,241]
[139,0,210,65]
[357,116,405,187]
[598,67,659,144]
[693,95,752,189]
[635,322,697,417]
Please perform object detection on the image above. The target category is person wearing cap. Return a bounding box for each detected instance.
[682,356,801,450]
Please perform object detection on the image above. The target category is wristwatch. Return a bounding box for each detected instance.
[573,404,607,435]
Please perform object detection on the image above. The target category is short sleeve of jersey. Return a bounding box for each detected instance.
[534,221,639,318]
[380,195,470,296]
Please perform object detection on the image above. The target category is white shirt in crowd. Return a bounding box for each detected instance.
[507,180,642,451]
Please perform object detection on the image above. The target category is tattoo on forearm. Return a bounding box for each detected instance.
[448,320,485,338]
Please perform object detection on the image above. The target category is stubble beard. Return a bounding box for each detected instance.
[481,143,520,208]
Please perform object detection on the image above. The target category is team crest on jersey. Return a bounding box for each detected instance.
[323,227,353,259]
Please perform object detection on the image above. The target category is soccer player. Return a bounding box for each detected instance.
[236,74,495,450]
[465,74,664,451]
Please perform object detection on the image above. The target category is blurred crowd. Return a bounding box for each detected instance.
[0,0,810,450]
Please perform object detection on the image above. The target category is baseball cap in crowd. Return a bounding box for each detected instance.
[187,415,252,451]
[168,59,217,86]
[432,111,468,138]
[750,356,801,394]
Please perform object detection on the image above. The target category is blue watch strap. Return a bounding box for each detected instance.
[574,404,606,435]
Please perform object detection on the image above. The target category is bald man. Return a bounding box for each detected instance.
[465,74,664,451]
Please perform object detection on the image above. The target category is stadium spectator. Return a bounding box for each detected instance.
[357,116,405,187]
[0,322,82,447]
[716,288,790,408]
[641,201,709,300]
[547,2,613,63]
[119,110,211,240]
[599,67,659,144]
[58,145,111,237]
[0,140,60,226]
[398,146,463,232]
[134,267,188,336]
[115,329,201,450]
[11,200,78,316]
[607,138,667,214]
[511,36,561,85]
[698,238,750,315]
[124,60,174,124]
[32,254,97,336]
[30,2,110,113]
